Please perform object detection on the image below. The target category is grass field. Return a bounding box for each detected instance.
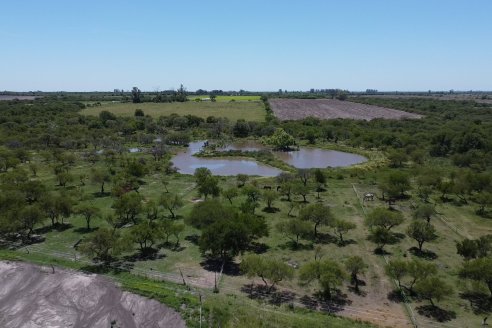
[4,143,491,327]
[188,95,261,102]
[82,101,266,122]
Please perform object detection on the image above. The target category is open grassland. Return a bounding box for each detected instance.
[82,101,266,122]
[188,95,261,102]
[4,148,492,327]
[269,98,422,121]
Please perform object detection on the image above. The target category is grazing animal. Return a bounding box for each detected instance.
[263,185,272,190]
[363,193,375,201]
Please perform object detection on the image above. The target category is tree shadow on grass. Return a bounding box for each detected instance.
[91,191,111,198]
[337,239,357,247]
[184,234,200,246]
[200,257,241,276]
[373,248,392,256]
[460,291,492,314]
[409,247,438,260]
[387,289,405,303]
[246,241,269,254]
[278,241,313,251]
[80,260,133,275]
[123,248,166,262]
[35,223,73,234]
[157,241,186,252]
[241,284,296,306]
[315,232,338,245]
[417,305,456,322]
[300,290,351,314]
[262,207,280,213]
[73,227,99,234]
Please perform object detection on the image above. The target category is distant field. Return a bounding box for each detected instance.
[82,101,266,121]
[270,98,422,121]
[188,95,261,102]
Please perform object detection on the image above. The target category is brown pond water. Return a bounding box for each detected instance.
[171,140,367,176]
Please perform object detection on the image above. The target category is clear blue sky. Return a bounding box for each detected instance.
[1,0,491,92]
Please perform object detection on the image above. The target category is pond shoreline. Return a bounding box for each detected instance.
[171,139,374,176]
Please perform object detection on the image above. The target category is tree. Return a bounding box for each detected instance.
[159,192,183,218]
[241,255,294,293]
[407,260,437,292]
[236,174,248,187]
[474,192,492,216]
[368,227,394,253]
[460,257,492,299]
[186,199,230,229]
[387,149,407,168]
[20,205,44,238]
[40,193,73,227]
[456,238,479,260]
[345,256,368,292]
[406,220,437,252]
[75,204,101,230]
[385,259,408,289]
[293,182,310,203]
[333,219,356,245]
[313,169,326,198]
[299,203,334,238]
[79,228,126,264]
[279,181,294,202]
[262,190,278,211]
[413,203,435,224]
[113,191,142,225]
[366,207,403,231]
[131,87,141,103]
[242,184,262,203]
[56,172,73,187]
[143,200,160,222]
[91,168,111,195]
[381,171,411,199]
[276,218,312,248]
[262,128,296,151]
[128,221,160,254]
[199,216,257,262]
[299,259,346,299]
[198,175,221,199]
[222,186,238,205]
[194,167,212,185]
[414,276,452,307]
[297,169,311,186]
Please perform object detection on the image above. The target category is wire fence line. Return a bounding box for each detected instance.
[15,186,464,328]
[352,183,419,328]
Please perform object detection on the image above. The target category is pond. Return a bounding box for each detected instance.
[222,140,367,169]
[171,140,367,176]
[171,141,283,176]
[274,148,367,169]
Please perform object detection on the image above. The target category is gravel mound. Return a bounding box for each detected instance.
[0,261,186,328]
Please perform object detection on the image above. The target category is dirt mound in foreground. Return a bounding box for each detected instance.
[0,261,186,328]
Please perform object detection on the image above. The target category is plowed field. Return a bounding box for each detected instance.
[270,98,422,121]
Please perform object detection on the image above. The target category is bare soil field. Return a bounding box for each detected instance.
[0,261,185,328]
[269,99,422,121]
[355,94,492,104]
[0,95,39,101]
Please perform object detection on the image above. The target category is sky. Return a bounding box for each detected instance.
[1,0,491,92]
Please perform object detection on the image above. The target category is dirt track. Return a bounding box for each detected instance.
[269,98,422,121]
[0,261,185,328]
